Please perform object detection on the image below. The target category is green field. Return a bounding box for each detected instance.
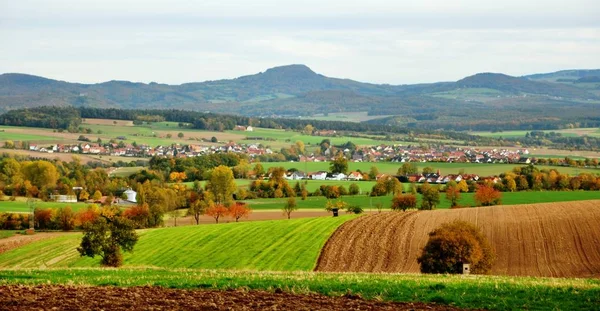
[244,191,600,210]
[0,200,89,213]
[0,216,354,270]
[0,268,597,310]
[471,128,600,139]
[0,230,15,239]
[229,127,406,148]
[260,161,599,176]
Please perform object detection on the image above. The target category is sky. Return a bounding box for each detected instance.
[1,0,599,85]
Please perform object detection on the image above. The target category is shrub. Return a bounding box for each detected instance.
[417,220,494,274]
[346,205,364,214]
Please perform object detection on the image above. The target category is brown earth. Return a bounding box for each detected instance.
[316,201,600,278]
[0,232,73,255]
[0,285,471,311]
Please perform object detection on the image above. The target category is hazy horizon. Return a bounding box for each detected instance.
[1,0,599,85]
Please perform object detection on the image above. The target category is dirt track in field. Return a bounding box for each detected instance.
[316,201,600,278]
[0,285,471,311]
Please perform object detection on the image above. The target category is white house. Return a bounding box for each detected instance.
[310,171,328,180]
[327,173,347,181]
[246,126,254,132]
[347,171,363,181]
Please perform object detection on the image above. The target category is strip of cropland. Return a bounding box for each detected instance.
[0,268,598,310]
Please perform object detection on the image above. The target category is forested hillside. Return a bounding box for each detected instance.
[1,65,599,131]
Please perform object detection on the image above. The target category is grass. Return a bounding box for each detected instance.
[471,128,600,139]
[0,200,89,213]
[260,161,600,176]
[244,191,600,211]
[0,215,355,270]
[0,268,598,310]
[0,230,16,239]
[229,127,407,148]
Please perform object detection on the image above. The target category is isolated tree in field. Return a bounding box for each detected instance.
[177,132,184,138]
[474,185,502,206]
[205,204,228,224]
[445,184,461,208]
[420,182,440,210]
[391,194,417,211]
[417,220,494,274]
[206,165,237,205]
[77,215,138,267]
[229,203,252,222]
[330,155,348,174]
[397,162,418,176]
[283,197,298,219]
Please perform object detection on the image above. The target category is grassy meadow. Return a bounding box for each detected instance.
[0,215,355,270]
[0,199,89,213]
[243,190,600,211]
[259,161,599,176]
[0,268,597,310]
[470,127,600,139]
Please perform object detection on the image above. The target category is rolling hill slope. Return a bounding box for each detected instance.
[0,215,354,271]
[316,201,600,278]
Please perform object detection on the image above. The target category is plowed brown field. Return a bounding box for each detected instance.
[0,285,470,311]
[316,200,600,278]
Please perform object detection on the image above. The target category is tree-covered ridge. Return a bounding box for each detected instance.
[1,65,599,132]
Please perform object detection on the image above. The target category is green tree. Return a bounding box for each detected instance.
[422,166,435,174]
[177,132,184,138]
[330,155,348,174]
[368,166,379,180]
[420,182,440,210]
[397,162,418,175]
[92,190,103,201]
[187,191,214,225]
[253,163,265,178]
[282,197,297,219]
[417,220,494,274]
[348,183,360,195]
[77,215,138,267]
[206,165,237,205]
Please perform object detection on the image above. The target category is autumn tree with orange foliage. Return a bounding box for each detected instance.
[474,184,502,206]
[418,220,495,274]
[228,203,252,222]
[445,184,461,208]
[75,205,101,227]
[206,204,229,224]
[122,203,151,228]
[391,194,417,211]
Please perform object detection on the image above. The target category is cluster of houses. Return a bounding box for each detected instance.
[28,142,274,158]
[301,145,532,164]
[26,139,534,168]
[282,169,498,185]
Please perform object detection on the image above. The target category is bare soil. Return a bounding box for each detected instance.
[0,232,72,254]
[0,285,470,311]
[316,201,600,278]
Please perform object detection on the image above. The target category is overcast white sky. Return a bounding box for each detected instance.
[1,0,599,84]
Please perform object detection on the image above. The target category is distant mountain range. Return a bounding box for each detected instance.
[1,65,600,131]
